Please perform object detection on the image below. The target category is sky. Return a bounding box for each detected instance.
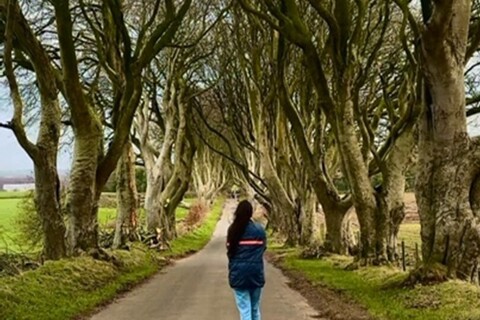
[0,107,72,175]
[1,107,479,176]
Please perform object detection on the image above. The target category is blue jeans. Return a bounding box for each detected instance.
[233,288,262,320]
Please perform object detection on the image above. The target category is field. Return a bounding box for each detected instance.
[0,192,29,199]
[0,192,196,252]
[0,196,115,252]
[0,198,21,250]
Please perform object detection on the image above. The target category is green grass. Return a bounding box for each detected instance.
[0,199,22,250]
[176,207,189,221]
[273,248,480,320]
[175,198,196,222]
[0,199,225,320]
[398,223,421,254]
[0,198,116,251]
[0,245,161,320]
[0,194,198,251]
[0,191,29,199]
[97,208,118,228]
[163,199,224,258]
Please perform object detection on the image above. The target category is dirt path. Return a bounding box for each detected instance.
[90,200,320,320]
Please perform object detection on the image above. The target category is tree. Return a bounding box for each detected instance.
[403,0,480,282]
[0,0,66,259]
[192,144,230,208]
[133,1,228,239]
[239,0,418,261]
[52,0,192,253]
[113,141,138,249]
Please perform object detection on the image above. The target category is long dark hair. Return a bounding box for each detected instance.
[227,200,253,258]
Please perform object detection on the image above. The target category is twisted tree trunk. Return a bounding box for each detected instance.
[335,93,379,262]
[1,1,67,259]
[414,0,480,281]
[377,129,415,261]
[113,142,138,249]
[66,129,103,252]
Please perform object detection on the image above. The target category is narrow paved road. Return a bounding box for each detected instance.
[91,201,319,320]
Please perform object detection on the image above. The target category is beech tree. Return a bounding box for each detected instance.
[238,0,420,261]
[54,0,191,253]
[0,0,66,259]
[133,1,227,239]
[397,0,480,282]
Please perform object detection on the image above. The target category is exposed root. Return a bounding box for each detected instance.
[0,253,41,276]
[346,255,391,270]
[403,263,448,287]
[300,244,332,259]
[86,248,123,267]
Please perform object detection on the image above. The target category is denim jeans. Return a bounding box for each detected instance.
[233,288,262,320]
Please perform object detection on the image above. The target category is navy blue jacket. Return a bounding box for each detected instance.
[227,221,266,289]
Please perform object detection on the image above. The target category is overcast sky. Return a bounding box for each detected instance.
[1,84,480,175]
[0,107,72,174]
[1,109,479,175]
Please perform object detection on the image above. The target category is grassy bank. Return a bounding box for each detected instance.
[0,245,160,320]
[164,199,224,257]
[0,199,224,320]
[272,247,480,320]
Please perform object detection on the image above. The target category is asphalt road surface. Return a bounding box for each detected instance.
[90,201,319,320]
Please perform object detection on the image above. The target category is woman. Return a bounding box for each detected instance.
[227,200,267,320]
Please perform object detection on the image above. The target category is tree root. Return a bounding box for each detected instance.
[346,255,391,270]
[403,263,448,287]
[300,245,332,259]
[85,248,124,268]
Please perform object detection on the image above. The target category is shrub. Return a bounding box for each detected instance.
[13,191,43,249]
[184,201,208,228]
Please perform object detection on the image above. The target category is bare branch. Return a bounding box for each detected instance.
[3,0,38,159]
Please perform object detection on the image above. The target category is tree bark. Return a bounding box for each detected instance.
[34,153,66,259]
[298,193,316,245]
[379,129,415,261]
[1,0,67,259]
[414,0,480,281]
[113,141,138,249]
[335,95,378,262]
[34,97,66,259]
[65,125,103,253]
[324,208,350,254]
[157,90,196,240]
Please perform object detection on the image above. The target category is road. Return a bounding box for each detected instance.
[90,201,319,320]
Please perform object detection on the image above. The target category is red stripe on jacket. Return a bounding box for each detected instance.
[239,240,264,245]
[226,239,264,247]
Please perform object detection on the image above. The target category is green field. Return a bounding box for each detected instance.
[0,197,115,252]
[0,198,21,250]
[398,223,421,255]
[0,191,29,199]
[0,192,198,252]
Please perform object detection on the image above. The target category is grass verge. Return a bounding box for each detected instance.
[270,246,480,320]
[0,199,225,320]
[163,199,224,258]
[0,245,161,320]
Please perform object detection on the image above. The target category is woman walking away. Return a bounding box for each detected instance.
[227,200,267,320]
